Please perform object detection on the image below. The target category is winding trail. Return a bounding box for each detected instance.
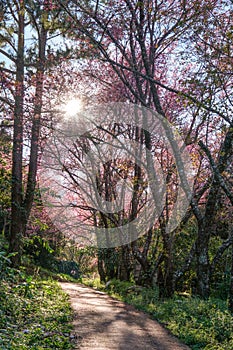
[60,282,190,350]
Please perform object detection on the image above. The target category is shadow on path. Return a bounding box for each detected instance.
[60,282,191,350]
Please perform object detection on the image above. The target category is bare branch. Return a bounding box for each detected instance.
[198,139,233,206]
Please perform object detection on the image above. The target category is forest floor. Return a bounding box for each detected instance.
[60,282,191,350]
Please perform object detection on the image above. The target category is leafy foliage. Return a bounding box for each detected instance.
[153,298,233,350]
[0,129,11,236]
[23,234,56,269]
[0,276,74,349]
[0,238,74,350]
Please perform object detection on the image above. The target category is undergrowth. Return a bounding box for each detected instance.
[82,277,233,350]
[0,264,74,349]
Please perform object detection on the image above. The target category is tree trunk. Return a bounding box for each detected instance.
[8,2,25,266]
[228,242,233,313]
[194,128,232,298]
[9,5,48,266]
[23,21,47,224]
[117,245,131,281]
[157,240,174,298]
[195,225,210,298]
[97,250,106,283]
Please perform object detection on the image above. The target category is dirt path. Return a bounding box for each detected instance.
[60,282,191,350]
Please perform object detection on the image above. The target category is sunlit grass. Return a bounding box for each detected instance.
[0,274,74,349]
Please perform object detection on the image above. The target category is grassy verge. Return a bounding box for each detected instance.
[0,270,74,349]
[82,278,233,350]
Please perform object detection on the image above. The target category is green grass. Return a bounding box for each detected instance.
[0,271,74,349]
[82,278,233,350]
[150,297,233,350]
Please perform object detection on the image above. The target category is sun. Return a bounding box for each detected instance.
[64,98,83,117]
